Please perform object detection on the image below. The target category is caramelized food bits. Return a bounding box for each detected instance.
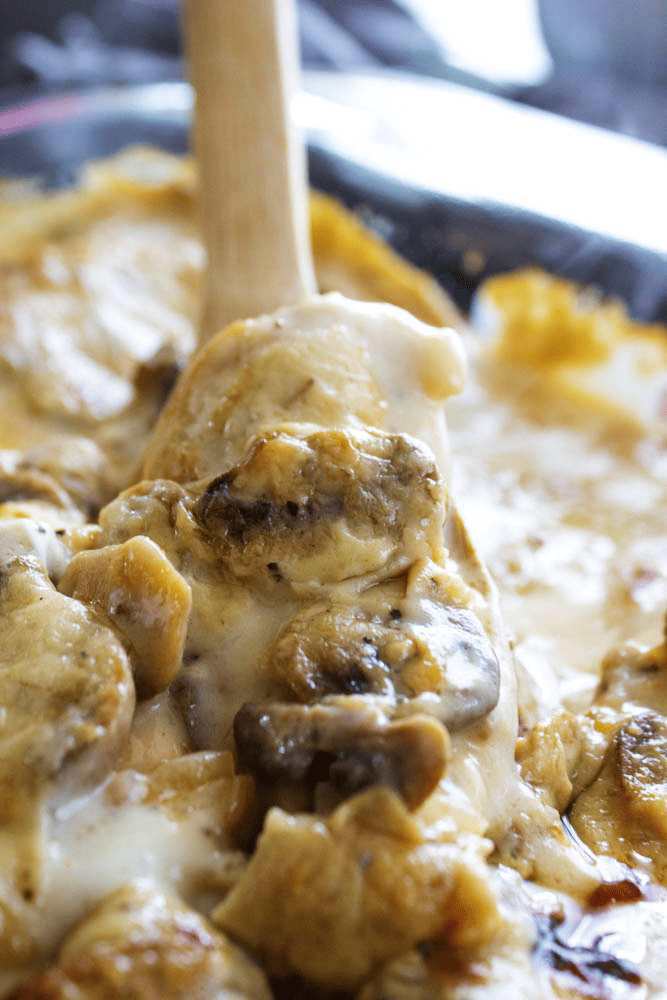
[59,535,192,699]
[10,882,273,1000]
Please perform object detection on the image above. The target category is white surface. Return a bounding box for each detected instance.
[298,71,667,256]
[397,0,553,85]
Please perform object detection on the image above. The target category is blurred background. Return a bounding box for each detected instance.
[2,0,667,147]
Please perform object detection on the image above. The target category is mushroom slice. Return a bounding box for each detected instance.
[10,882,273,1000]
[233,700,449,811]
[59,535,192,699]
[213,788,500,988]
[268,584,500,731]
[616,712,667,840]
[191,424,446,592]
[569,711,667,884]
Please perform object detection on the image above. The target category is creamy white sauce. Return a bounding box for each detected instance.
[447,339,667,712]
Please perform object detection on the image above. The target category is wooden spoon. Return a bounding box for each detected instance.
[185,0,317,343]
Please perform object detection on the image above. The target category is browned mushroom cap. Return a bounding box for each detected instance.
[233,700,449,811]
[267,596,500,731]
[190,424,446,592]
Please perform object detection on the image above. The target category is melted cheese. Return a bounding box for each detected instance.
[0,152,666,998]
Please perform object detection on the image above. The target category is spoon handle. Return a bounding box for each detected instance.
[185,0,317,343]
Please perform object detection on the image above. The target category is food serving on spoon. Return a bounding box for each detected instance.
[0,0,666,997]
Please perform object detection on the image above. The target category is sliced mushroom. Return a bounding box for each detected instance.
[59,535,192,699]
[213,787,499,988]
[234,700,449,811]
[10,882,273,1000]
[192,424,446,592]
[267,576,500,731]
[569,710,667,884]
[616,712,667,840]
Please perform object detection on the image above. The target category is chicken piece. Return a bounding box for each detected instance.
[59,535,192,699]
[0,523,135,969]
[19,437,117,519]
[0,453,72,510]
[595,626,667,716]
[192,424,446,593]
[137,750,254,830]
[234,700,449,810]
[516,709,614,814]
[142,294,466,484]
[10,882,273,1000]
[0,545,135,818]
[213,788,500,988]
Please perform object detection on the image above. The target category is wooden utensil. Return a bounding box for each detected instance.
[185,0,317,343]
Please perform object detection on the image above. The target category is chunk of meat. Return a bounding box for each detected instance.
[0,527,135,968]
[142,294,466,485]
[59,535,192,699]
[192,425,446,593]
[234,700,449,810]
[516,709,613,814]
[10,882,273,1000]
[213,788,500,988]
[595,627,667,716]
[136,750,255,830]
[0,455,72,510]
[0,553,135,816]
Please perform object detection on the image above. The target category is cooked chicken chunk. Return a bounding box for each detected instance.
[10,882,273,1000]
[142,294,466,484]
[213,788,500,988]
[0,522,135,969]
[0,540,134,815]
[59,535,192,699]
[595,626,667,716]
[569,711,667,883]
